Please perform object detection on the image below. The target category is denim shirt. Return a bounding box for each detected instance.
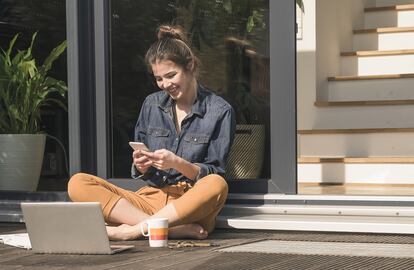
[131,84,236,187]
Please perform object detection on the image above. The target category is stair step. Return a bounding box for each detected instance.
[226,192,414,203]
[221,204,414,216]
[0,210,23,223]
[299,166,414,184]
[341,49,414,57]
[365,4,414,12]
[300,102,414,129]
[217,214,414,234]
[354,27,414,35]
[353,31,414,51]
[298,159,414,184]
[0,200,21,211]
[0,192,69,223]
[328,73,414,81]
[315,100,414,107]
[327,75,414,101]
[0,191,69,201]
[299,131,414,157]
[376,0,414,7]
[298,128,414,134]
[364,10,414,29]
[298,157,414,163]
[341,51,414,76]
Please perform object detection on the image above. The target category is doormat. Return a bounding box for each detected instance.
[218,240,414,258]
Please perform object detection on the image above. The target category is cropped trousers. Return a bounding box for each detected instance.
[67,173,228,233]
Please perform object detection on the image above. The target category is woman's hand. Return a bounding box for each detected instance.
[106,224,139,241]
[141,149,179,171]
[132,150,153,173]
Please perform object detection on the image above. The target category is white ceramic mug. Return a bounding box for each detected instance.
[140,218,169,247]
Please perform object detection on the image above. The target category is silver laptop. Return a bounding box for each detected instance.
[21,202,134,254]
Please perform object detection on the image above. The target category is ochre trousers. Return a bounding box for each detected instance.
[67,173,228,233]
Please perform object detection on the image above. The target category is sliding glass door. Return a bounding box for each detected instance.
[100,0,297,193]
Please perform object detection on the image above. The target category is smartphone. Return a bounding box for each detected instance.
[129,142,149,151]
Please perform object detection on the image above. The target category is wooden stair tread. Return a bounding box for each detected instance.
[299,157,414,164]
[354,27,414,34]
[315,100,414,107]
[341,49,414,57]
[298,128,414,134]
[328,73,414,81]
[365,4,414,12]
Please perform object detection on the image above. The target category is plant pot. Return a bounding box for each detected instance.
[225,124,265,180]
[0,134,46,191]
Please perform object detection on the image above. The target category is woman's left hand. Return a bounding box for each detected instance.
[141,149,178,171]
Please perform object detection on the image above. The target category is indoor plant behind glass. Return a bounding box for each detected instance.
[223,37,267,180]
[225,80,266,180]
[0,32,67,191]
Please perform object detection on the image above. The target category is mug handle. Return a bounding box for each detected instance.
[140,221,149,237]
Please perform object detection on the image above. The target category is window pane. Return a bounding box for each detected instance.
[110,0,270,180]
[0,0,68,191]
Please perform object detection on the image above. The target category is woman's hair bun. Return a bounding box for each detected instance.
[157,25,188,44]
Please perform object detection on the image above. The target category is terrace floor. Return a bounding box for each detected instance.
[3,223,414,269]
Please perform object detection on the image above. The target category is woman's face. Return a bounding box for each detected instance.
[151,60,194,101]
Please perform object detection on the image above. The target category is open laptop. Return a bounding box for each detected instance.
[21,202,134,254]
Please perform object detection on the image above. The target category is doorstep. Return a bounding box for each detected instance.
[0,191,69,222]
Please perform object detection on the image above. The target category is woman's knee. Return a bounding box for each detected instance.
[201,174,228,196]
[67,173,92,201]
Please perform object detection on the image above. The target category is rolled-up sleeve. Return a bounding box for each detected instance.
[195,106,236,181]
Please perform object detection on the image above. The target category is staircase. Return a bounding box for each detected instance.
[298,0,414,186]
[219,1,414,233]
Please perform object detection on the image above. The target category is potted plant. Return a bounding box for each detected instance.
[0,32,67,191]
[225,81,266,180]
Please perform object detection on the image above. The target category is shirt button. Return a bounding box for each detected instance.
[194,138,197,142]
[175,138,178,141]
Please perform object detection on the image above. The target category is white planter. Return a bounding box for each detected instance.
[226,124,265,179]
[0,134,46,191]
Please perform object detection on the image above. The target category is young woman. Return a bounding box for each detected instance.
[68,25,236,240]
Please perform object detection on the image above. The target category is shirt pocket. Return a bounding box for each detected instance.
[147,126,170,150]
[182,133,210,162]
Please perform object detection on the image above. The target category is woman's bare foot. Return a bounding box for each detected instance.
[169,223,208,239]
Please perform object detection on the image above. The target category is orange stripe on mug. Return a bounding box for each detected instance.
[150,234,168,240]
[149,227,168,240]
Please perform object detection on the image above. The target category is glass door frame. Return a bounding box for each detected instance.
[66,0,297,194]
[66,0,414,210]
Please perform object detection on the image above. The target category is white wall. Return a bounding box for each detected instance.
[297,0,375,130]
[297,0,316,131]
[316,0,373,100]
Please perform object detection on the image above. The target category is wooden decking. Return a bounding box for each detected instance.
[0,224,266,270]
[3,224,414,269]
[0,223,414,270]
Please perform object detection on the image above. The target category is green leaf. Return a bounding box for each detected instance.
[44,97,68,111]
[18,60,37,78]
[246,15,254,33]
[5,34,19,65]
[223,0,232,14]
[40,40,67,75]
[296,0,305,13]
[0,32,67,134]
[24,32,38,59]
